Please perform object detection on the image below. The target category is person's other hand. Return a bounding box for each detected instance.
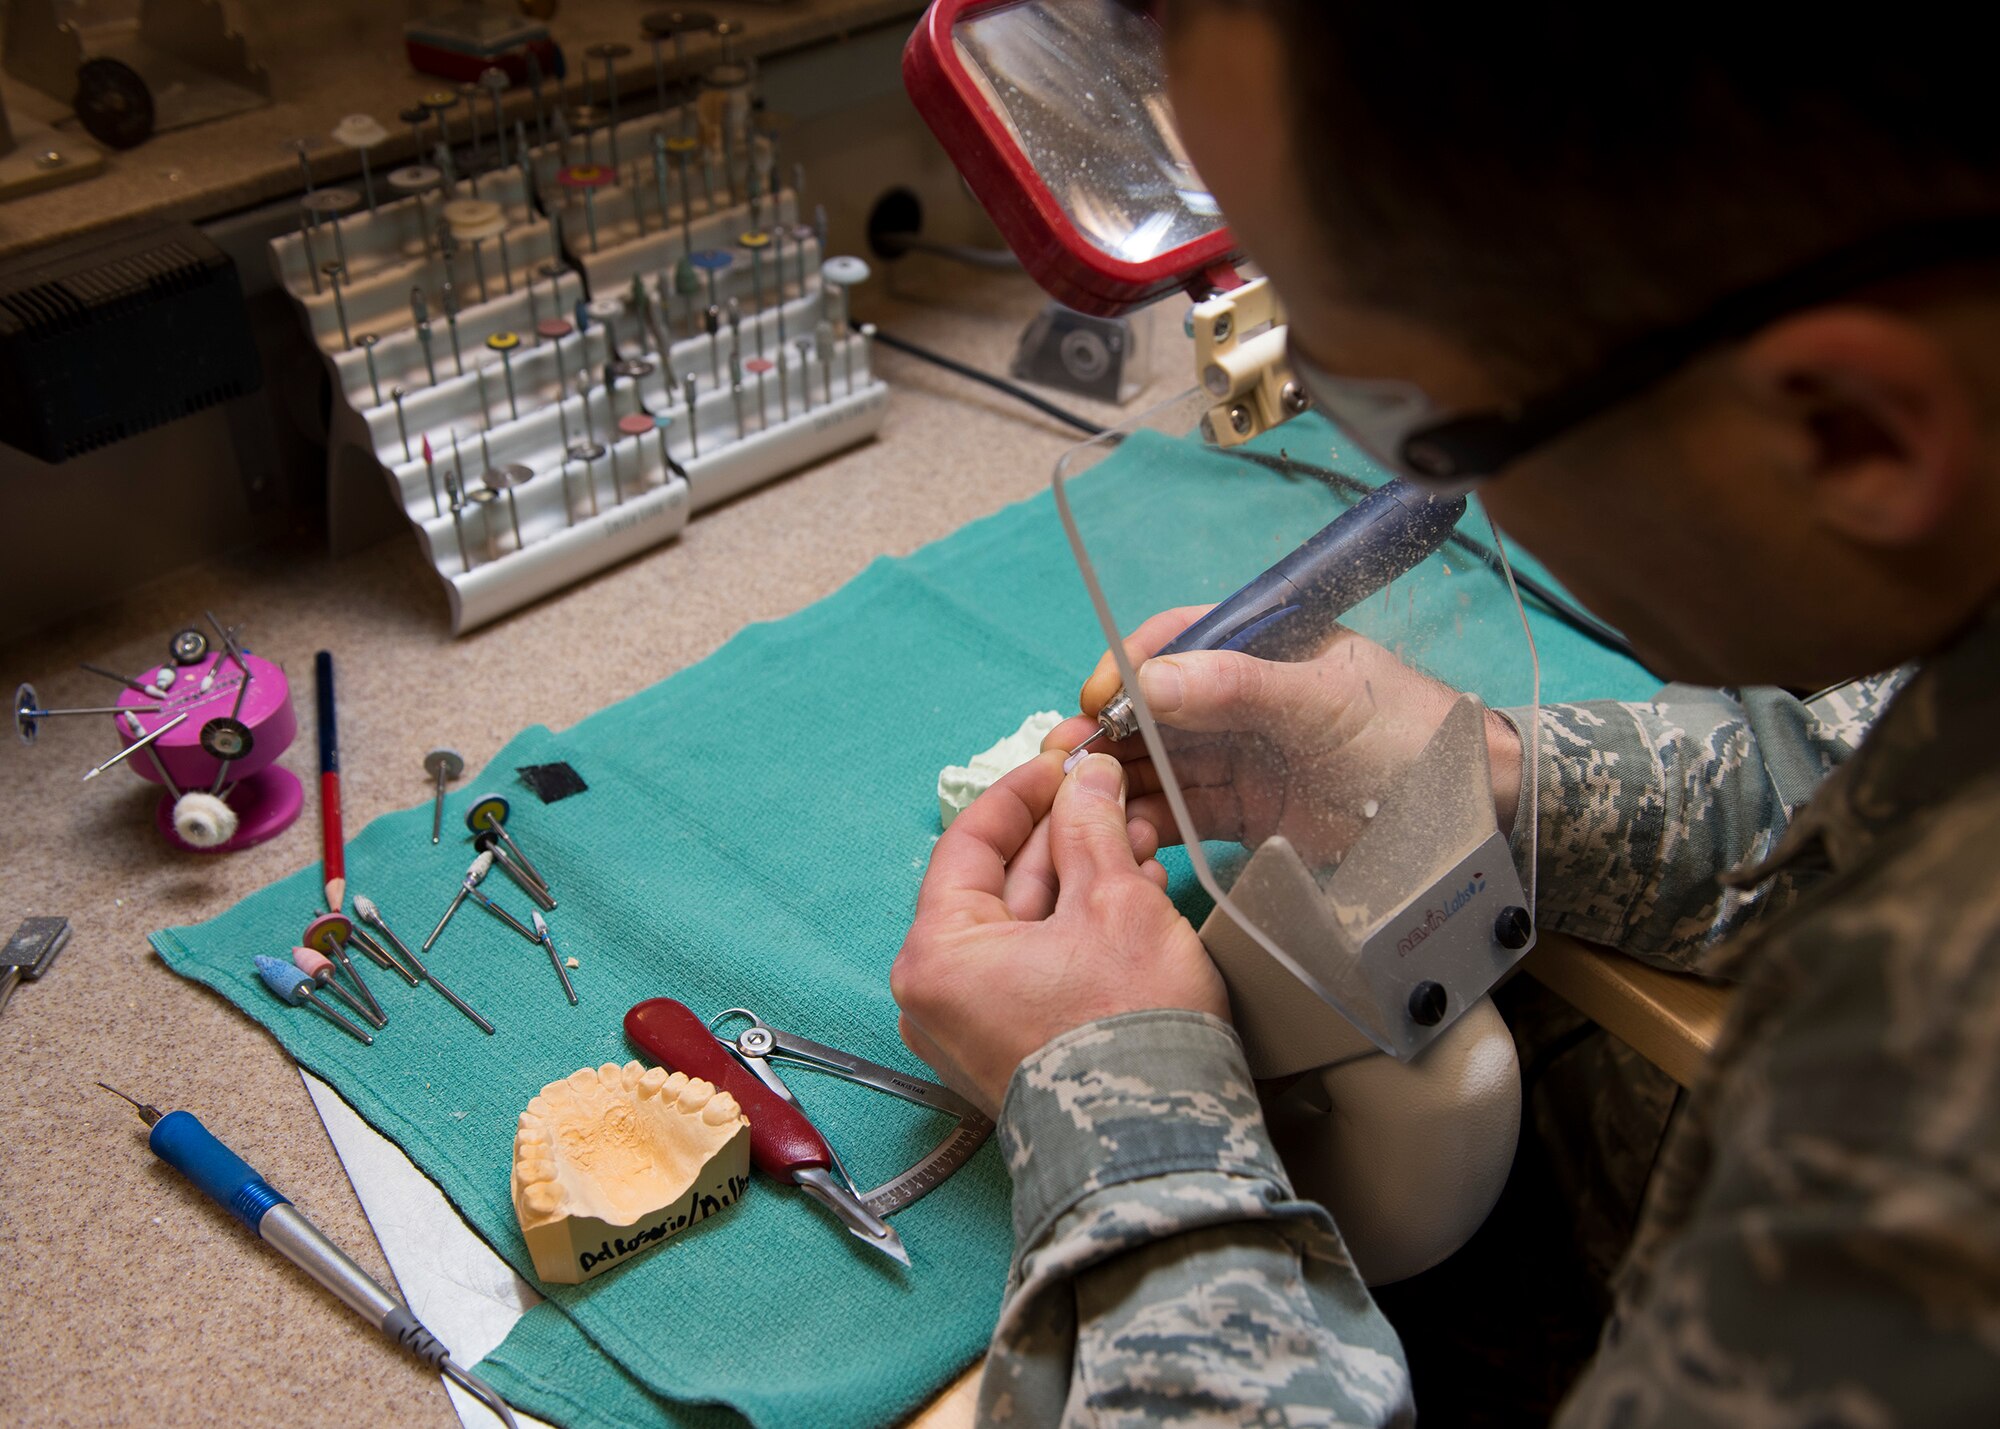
[1045,606,1523,866]
[892,749,1225,1114]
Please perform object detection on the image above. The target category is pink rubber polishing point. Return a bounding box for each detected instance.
[293,946,335,978]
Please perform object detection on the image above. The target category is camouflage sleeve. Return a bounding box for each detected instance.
[1501,668,1910,972]
[979,1010,1414,1427]
[1552,790,2000,1427]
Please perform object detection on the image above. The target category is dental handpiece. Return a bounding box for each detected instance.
[97,1084,519,1428]
[1072,478,1468,761]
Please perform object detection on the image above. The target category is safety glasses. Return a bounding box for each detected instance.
[1287,215,2000,490]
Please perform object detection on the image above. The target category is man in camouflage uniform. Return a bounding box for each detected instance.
[892,3,2000,1423]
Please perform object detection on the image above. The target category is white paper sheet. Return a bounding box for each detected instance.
[302,1070,554,1429]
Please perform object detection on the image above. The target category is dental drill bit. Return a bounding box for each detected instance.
[655,415,684,482]
[354,895,495,1036]
[617,413,653,493]
[514,119,534,215]
[14,691,165,743]
[78,663,157,697]
[474,829,556,910]
[293,947,385,1030]
[442,280,465,375]
[80,712,189,781]
[448,480,470,572]
[588,43,630,176]
[301,913,384,1026]
[400,104,429,159]
[606,418,628,503]
[357,334,384,407]
[486,330,522,420]
[815,320,836,406]
[346,922,421,988]
[667,136,698,255]
[410,287,439,385]
[425,851,490,951]
[704,303,721,382]
[652,134,673,245]
[639,279,677,387]
[464,873,542,945]
[392,387,412,461]
[541,319,575,447]
[303,189,356,271]
[568,441,605,517]
[480,68,509,169]
[421,433,442,517]
[298,209,323,294]
[325,264,353,350]
[531,912,578,1005]
[256,956,374,1044]
[742,231,770,355]
[422,747,464,844]
[746,356,773,428]
[683,372,700,458]
[463,794,553,895]
[460,81,485,189]
[333,114,386,213]
[772,226,789,349]
[795,337,815,412]
[485,464,531,550]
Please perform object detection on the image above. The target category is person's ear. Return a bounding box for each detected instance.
[1735,308,1978,547]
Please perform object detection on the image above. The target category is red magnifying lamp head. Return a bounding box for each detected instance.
[903,0,1240,316]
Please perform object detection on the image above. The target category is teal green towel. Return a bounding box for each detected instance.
[152,418,1658,1428]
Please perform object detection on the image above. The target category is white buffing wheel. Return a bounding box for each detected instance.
[173,792,239,849]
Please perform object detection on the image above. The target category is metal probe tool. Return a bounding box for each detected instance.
[355,894,495,1036]
[96,1084,519,1427]
[1066,478,1469,768]
[531,911,577,1005]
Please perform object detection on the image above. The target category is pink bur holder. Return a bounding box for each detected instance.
[116,651,304,854]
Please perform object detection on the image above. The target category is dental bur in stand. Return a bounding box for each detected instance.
[95,1083,519,1427]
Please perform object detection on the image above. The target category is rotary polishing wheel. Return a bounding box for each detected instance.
[171,628,209,665]
[303,912,355,956]
[15,683,40,744]
[199,717,254,761]
[465,794,511,833]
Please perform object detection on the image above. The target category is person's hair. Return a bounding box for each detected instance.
[1191,3,2000,384]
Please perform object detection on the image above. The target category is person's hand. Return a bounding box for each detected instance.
[1045,606,1524,866]
[892,749,1226,1114]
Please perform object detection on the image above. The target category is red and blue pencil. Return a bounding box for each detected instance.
[315,651,344,911]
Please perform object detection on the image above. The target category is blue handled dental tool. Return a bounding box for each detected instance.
[95,1083,519,1428]
[255,954,374,1045]
[1066,478,1469,769]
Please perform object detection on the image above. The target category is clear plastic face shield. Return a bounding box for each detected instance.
[907,1,1540,1063]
